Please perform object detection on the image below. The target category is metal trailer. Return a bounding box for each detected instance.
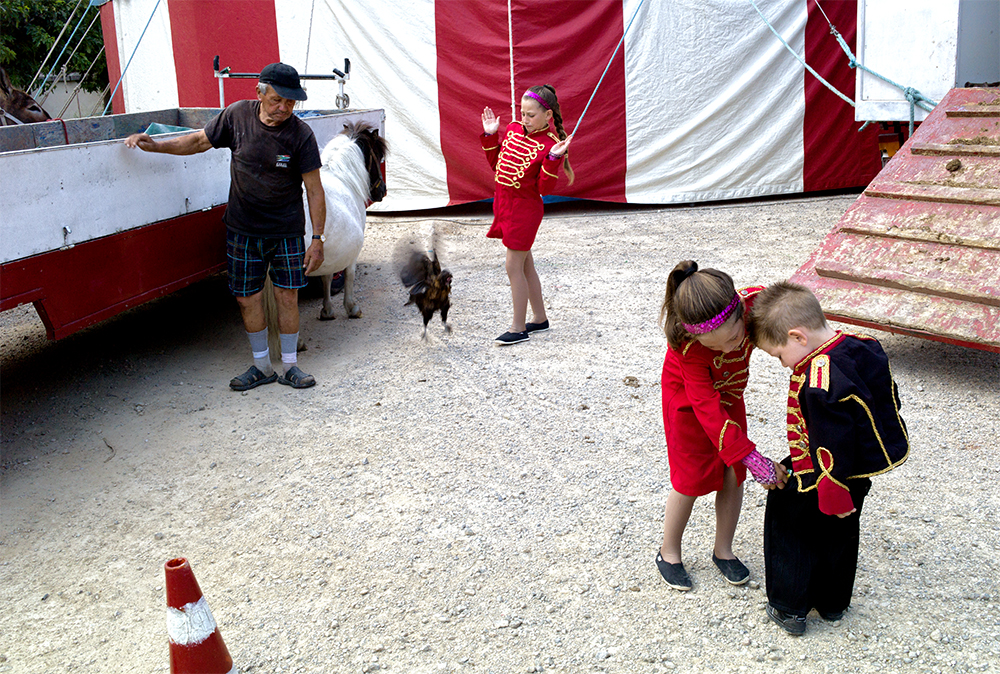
[0,106,385,340]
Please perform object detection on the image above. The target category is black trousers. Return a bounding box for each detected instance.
[763,469,871,618]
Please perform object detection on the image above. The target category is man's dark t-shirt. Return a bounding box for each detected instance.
[204,100,322,238]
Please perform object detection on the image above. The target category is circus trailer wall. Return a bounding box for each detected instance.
[98,0,885,212]
[855,0,1000,124]
[0,108,385,340]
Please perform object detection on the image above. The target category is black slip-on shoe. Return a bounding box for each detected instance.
[818,609,845,622]
[525,320,550,333]
[655,551,692,591]
[766,604,806,636]
[712,553,750,585]
[495,330,529,345]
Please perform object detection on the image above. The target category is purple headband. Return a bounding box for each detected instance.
[524,90,551,110]
[682,292,740,335]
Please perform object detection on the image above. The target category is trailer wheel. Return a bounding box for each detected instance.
[336,94,349,110]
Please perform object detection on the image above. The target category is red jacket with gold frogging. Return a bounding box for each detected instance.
[786,332,909,515]
[481,121,562,199]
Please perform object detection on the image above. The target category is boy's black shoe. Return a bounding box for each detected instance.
[818,609,845,622]
[655,551,692,591]
[495,331,529,345]
[712,553,750,585]
[525,319,549,333]
[766,604,806,636]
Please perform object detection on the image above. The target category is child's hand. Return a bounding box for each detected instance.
[741,449,777,487]
[773,462,790,490]
[482,107,499,135]
[550,136,572,156]
[835,508,857,518]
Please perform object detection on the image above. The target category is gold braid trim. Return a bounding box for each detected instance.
[495,130,544,189]
[541,166,558,178]
[717,420,740,453]
[713,337,751,367]
[837,393,910,477]
[816,446,849,490]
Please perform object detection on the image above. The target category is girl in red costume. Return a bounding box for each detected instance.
[481,85,573,345]
[655,260,787,591]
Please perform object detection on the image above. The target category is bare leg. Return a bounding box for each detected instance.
[505,248,529,332]
[235,291,266,333]
[272,286,300,334]
[523,250,547,324]
[660,489,697,564]
[713,466,744,559]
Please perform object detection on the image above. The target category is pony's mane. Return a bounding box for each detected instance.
[320,133,370,206]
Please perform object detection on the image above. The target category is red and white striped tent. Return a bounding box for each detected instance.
[98,0,879,211]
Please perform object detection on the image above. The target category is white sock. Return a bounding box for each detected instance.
[247,328,273,375]
[280,333,298,374]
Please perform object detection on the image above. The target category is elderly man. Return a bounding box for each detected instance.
[126,63,326,390]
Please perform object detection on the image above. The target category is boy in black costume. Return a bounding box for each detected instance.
[748,281,909,636]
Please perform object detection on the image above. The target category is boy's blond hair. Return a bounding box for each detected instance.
[748,281,828,347]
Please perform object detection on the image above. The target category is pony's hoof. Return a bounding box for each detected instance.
[319,310,336,321]
[348,310,362,319]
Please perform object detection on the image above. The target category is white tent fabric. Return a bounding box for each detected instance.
[102,0,874,211]
[624,0,806,203]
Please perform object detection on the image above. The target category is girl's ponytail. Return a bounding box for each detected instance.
[660,261,741,351]
[529,84,576,185]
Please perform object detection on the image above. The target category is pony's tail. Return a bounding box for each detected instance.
[262,274,281,356]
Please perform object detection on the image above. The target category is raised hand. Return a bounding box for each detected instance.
[482,107,499,135]
[549,135,572,157]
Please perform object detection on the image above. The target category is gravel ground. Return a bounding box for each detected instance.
[1,195,998,674]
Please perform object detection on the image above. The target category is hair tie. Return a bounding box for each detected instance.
[680,267,698,282]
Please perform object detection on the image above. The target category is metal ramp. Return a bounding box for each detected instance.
[791,88,1000,353]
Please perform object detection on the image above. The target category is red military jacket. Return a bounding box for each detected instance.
[481,122,562,200]
[661,286,764,468]
[786,331,909,515]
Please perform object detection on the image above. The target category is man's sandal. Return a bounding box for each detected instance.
[230,366,278,391]
[278,365,316,389]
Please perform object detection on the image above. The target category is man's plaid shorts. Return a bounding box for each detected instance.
[226,230,308,297]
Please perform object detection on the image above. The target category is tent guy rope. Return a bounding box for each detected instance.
[570,0,647,140]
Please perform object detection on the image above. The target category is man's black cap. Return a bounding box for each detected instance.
[259,63,307,101]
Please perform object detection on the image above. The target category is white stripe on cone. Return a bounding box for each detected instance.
[166,596,218,646]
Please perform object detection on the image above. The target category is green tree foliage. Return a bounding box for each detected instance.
[0,0,109,94]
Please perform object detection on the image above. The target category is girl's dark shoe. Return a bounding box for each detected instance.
[766,604,806,636]
[655,551,692,591]
[495,330,529,345]
[712,553,750,585]
[818,609,845,622]
[525,319,549,333]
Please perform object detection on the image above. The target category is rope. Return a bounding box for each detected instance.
[750,0,937,137]
[103,0,163,115]
[56,45,106,118]
[748,0,854,107]
[571,0,647,139]
[32,3,93,99]
[811,0,935,136]
[38,9,103,106]
[304,0,317,72]
[507,0,516,121]
[28,0,86,94]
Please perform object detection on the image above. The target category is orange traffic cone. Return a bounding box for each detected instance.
[164,557,236,674]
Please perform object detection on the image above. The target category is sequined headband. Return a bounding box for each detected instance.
[682,293,740,335]
[524,90,551,110]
